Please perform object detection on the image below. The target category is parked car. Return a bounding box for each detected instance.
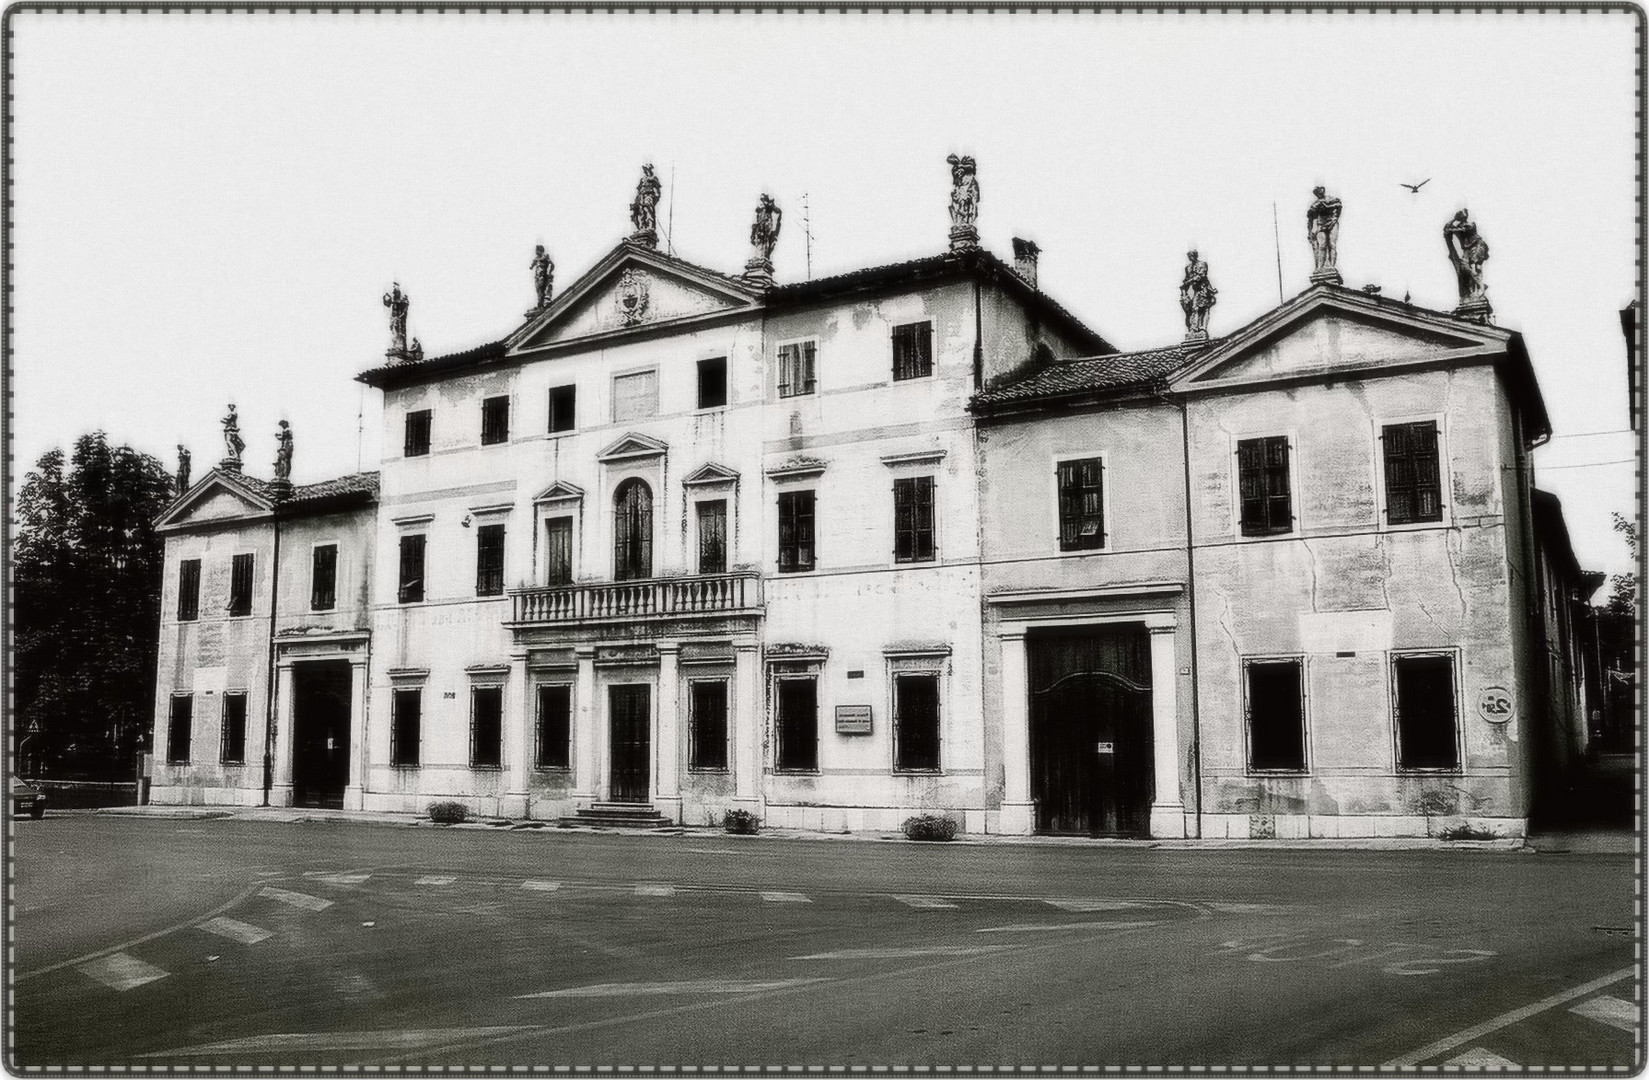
[11,776,46,819]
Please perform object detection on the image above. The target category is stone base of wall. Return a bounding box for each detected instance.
[148,784,263,807]
[761,804,999,835]
[1199,812,1527,840]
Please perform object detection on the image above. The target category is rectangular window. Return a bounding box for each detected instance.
[612,370,659,422]
[892,321,934,381]
[535,685,571,769]
[548,385,577,434]
[391,688,421,767]
[476,523,506,597]
[689,679,729,771]
[228,553,254,616]
[220,692,248,765]
[481,396,510,446]
[166,694,193,764]
[894,674,941,771]
[404,409,432,457]
[1245,659,1307,772]
[471,686,504,768]
[698,357,728,409]
[1394,654,1460,770]
[1237,436,1294,537]
[1384,421,1443,525]
[177,559,201,621]
[311,544,338,611]
[777,340,817,398]
[1056,458,1105,551]
[777,490,816,573]
[697,500,728,575]
[544,517,573,585]
[893,476,936,563]
[775,677,818,771]
[398,534,426,604]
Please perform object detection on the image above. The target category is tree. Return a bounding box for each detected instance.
[13,433,175,777]
[1607,511,1637,617]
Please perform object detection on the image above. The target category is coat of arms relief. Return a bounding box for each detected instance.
[615,269,650,325]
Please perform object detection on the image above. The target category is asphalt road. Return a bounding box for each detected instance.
[10,814,1641,1072]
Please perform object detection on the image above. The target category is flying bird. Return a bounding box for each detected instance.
[1399,179,1432,194]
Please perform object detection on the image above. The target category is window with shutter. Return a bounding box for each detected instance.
[229,553,254,616]
[220,692,248,765]
[177,559,201,621]
[404,409,432,457]
[1056,457,1105,551]
[613,479,654,580]
[481,396,510,446]
[778,341,817,397]
[311,545,338,611]
[778,490,815,572]
[1383,422,1443,525]
[544,517,573,585]
[893,476,936,562]
[892,322,934,381]
[398,534,426,603]
[696,500,727,574]
[1237,436,1293,536]
[476,524,506,596]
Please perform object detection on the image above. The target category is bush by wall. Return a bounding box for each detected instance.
[901,813,957,841]
[428,801,469,825]
[723,808,760,835]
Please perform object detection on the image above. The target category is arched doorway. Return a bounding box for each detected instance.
[613,478,653,581]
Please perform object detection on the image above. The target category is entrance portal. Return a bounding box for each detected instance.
[291,660,352,809]
[1027,626,1153,837]
[608,684,652,803]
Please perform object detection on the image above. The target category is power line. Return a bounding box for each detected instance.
[1543,428,1636,440]
[1537,457,1636,471]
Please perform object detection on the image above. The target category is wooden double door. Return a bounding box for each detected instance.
[608,684,651,804]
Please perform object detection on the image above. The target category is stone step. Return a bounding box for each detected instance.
[563,803,674,829]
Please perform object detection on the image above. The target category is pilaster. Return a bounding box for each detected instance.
[573,646,598,806]
[342,659,368,811]
[655,643,682,822]
[269,661,295,807]
[502,651,530,818]
[998,631,1033,835]
[731,642,761,811]
[1148,625,1188,839]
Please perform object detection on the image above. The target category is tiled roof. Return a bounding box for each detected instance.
[288,471,379,505]
[358,339,508,387]
[972,342,1209,409]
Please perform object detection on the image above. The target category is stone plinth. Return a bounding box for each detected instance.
[1454,297,1493,324]
[948,225,979,253]
[1310,268,1344,286]
[1182,329,1210,346]
[267,478,293,501]
[219,458,242,473]
[629,228,659,249]
[742,257,774,288]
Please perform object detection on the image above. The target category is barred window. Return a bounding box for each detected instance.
[613,479,654,581]
[536,685,571,770]
[1056,458,1105,551]
[167,694,193,764]
[481,396,510,446]
[228,553,254,616]
[398,534,426,604]
[689,680,729,771]
[894,674,941,771]
[1245,659,1307,772]
[893,476,936,563]
[778,341,817,398]
[404,409,432,457]
[471,686,503,769]
[476,524,506,597]
[177,559,201,621]
[1383,422,1443,525]
[778,490,816,573]
[311,544,338,611]
[391,688,421,767]
[1394,654,1459,771]
[1237,436,1293,537]
[892,322,934,381]
[775,677,818,772]
[220,692,248,765]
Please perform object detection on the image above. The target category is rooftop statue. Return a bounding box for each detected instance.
[946,154,981,249]
[1444,210,1491,312]
[221,404,245,470]
[630,164,663,246]
[750,194,782,263]
[175,445,191,495]
[1306,186,1343,283]
[530,245,555,310]
[273,420,293,482]
[1181,250,1218,341]
[383,282,410,355]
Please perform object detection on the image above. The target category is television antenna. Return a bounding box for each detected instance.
[801,192,814,279]
[665,162,677,256]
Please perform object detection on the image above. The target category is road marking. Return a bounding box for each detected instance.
[976,920,1162,934]
[315,872,371,886]
[259,886,333,912]
[635,884,675,897]
[1205,901,1292,915]
[1383,966,1637,1066]
[414,875,455,887]
[760,891,812,903]
[1442,1047,1521,1068]
[894,895,958,909]
[138,1028,538,1056]
[1570,994,1639,1033]
[517,978,826,999]
[1045,899,1152,912]
[793,945,1011,960]
[197,916,272,945]
[522,880,561,891]
[77,953,169,992]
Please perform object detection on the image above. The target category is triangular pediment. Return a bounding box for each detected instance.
[509,242,759,352]
[596,432,669,463]
[155,470,274,532]
[1170,287,1507,392]
[533,480,586,503]
[682,462,740,486]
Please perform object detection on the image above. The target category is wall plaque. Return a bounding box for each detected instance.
[1477,686,1514,724]
[835,704,872,734]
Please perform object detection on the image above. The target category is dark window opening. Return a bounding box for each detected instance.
[1246,659,1307,772]
[689,680,729,771]
[1395,654,1459,770]
[404,409,432,457]
[698,357,728,409]
[697,500,728,574]
[1384,422,1443,525]
[894,476,936,563]
[776,677,818,772]
[548,385,577,434]
[167,695,193,764]
[613,479,654,581]
[220,692,248,765]
[228,553,254,616]
[892,321,934,381]
[536,685,571,769]
[471,686,503,768]
[481,396,510,446]
[778,490,816,573]
[544,517,573,585]
[311,544,338,611]
[476,523,506,597]
[391,688,421,767]
[177,559,201,621]
[1238,436,1294,537]
[778,341,817,398]
[894,674,941,772]
[1056,458,1105,551]
[398,534,426,604]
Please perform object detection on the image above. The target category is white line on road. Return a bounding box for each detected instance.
[521,880,561,891]
[1383,966,1637,1066]
[77,953,169,992]
[414,876,456,887]
[1570,994,1639,1033]
[1045,899,1153,912]
[976,920,1162,934]
[259,886,334,912]
[760,891,812,903]
[196,916,273,945]
[792,945,1012,960]
[1442,1047,1522,1068]
[315,872,371,886]
[893,895,958,909]
[517,979,826,999]
[635,884,676,897]
[138,1027,539,1057]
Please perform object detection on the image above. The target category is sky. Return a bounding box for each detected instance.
[9,9,1639,576]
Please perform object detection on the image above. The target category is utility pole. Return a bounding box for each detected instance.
[1272,201,1285,304]
[666,162,677,256]
[801,192,813,279]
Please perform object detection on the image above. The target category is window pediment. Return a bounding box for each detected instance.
[596,432,669,464]
[765,456,827,481]
[533,480,586,504]
[683,462,740,487]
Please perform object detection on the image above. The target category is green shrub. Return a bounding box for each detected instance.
[1437,823,1497,842]
[428,801,469,825]
[723,808,760,835]
[902,813,957,841]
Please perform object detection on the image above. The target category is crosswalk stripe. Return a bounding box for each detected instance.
[77,952,169,992]
[894,895,958,909]
[259,886,333,911]
[1570,995,1639,1033]
[315,872,371,886]
[1443,1047,1521,1068]
[977,920,1162,934]
[517,978,825,999]
[635,884,675,897]
[522,880,561,892]
[1046,899,1151,912]
[793,945,1010,960]
[197,916,273,945]
[760,891,811,903]
[414,876,456,886]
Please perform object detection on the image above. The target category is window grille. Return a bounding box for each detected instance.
[613,479,654,581]
[893,674,941,771]
[1245,659,1307,771]
[220,692,248,765]
[1056,458,1105,551]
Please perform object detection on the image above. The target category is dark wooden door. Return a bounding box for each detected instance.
[608,684,651,803]
[1028,627,1153,837]
[291,660,352,809]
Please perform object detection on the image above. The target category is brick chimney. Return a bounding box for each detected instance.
[1012,237,1040,290]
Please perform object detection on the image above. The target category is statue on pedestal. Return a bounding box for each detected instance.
[383,283,410,356]
[946,154,981,250]
[1180,250,1218,341]
[273,420,293,482]
[630,164,663,247]
[1444,210,1491,317]
[1306,186,1343,283]
[221,404,245,471]
[530,245,555,311]
[175,445,191,494]
[745,194,782,284]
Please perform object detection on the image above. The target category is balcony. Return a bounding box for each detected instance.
[508,572,763,626]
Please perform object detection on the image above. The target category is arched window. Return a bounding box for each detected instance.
[613,479,653,581]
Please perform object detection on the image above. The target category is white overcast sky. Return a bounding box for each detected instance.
[9,10,1639,574]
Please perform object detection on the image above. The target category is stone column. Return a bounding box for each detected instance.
[731,642,761,811]
[998,631,1034,835]
[1148,625,1188,839]
[654,643,681,822]
[270,660,296,807]
[573,646,598,807]
[502,650,530,818]
[343,659,368,811]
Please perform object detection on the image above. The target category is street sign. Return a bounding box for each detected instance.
[835,704,872,735]
[1477,687,1514,724]
[1095,741,1116,754]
